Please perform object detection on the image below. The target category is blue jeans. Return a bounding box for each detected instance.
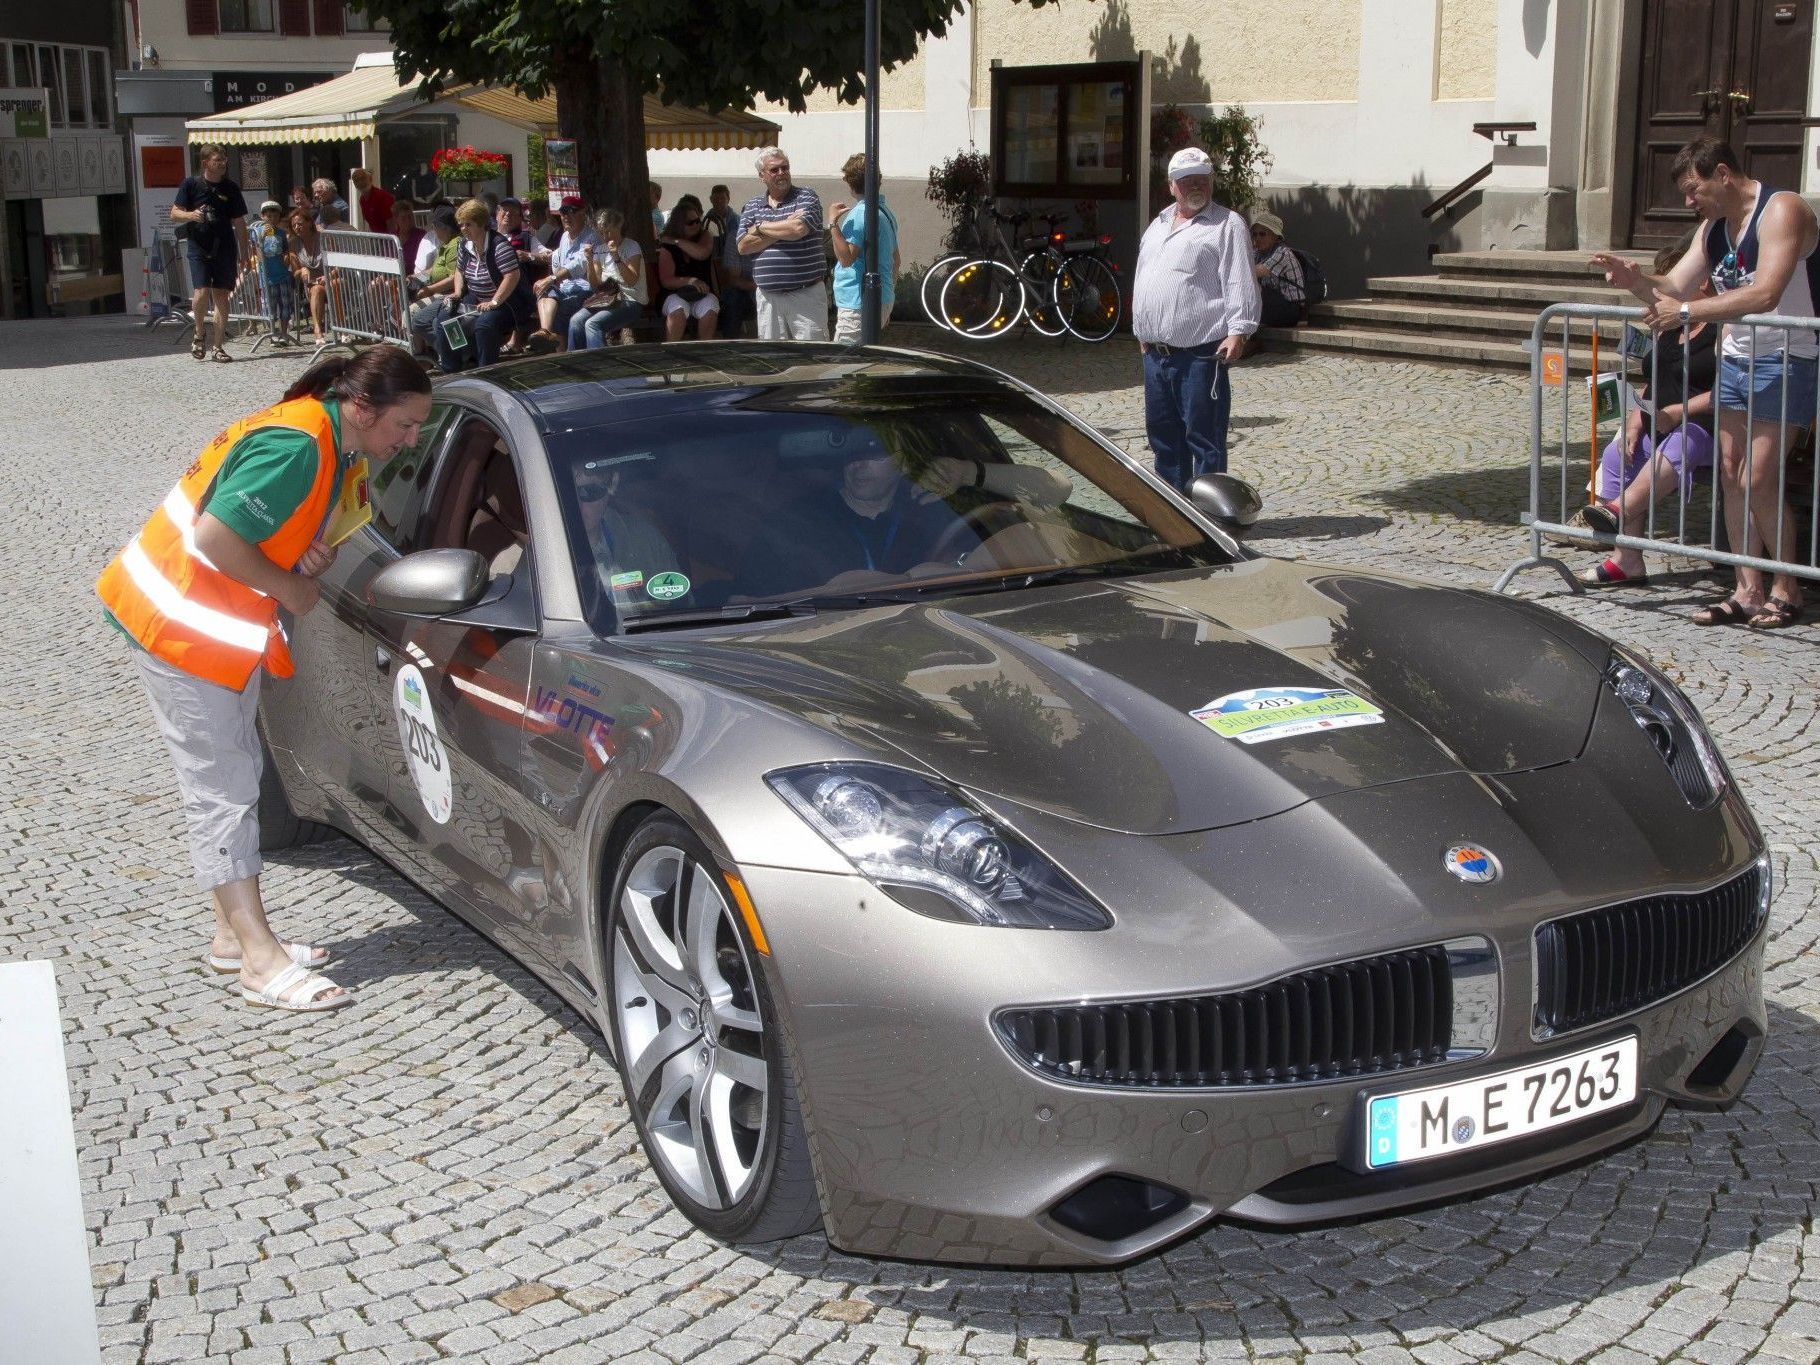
[1717,351,1819,420]
[1143,344,1232,490]
[568,299,646,350]
[434,304,513,371]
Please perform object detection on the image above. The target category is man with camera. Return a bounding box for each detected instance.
[171,145,252,362]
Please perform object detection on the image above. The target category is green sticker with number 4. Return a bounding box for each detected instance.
[645,571,690,601]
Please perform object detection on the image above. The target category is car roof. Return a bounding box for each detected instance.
[438,342,1018,434]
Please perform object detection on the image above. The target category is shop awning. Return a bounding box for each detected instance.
[185,56,780,151]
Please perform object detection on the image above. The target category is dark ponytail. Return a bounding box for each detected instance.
[283,346,431,409]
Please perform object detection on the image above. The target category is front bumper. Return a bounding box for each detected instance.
[739,760,1768,1266]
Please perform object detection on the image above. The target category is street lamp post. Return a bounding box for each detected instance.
[860,0,882,344]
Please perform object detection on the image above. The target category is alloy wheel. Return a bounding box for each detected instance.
[612,844,768,1209]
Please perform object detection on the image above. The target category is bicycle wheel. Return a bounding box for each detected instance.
[920,255,966,331]
[1018,252,1068,337]
[1055,256,1121,342]
[939,258,1024,338]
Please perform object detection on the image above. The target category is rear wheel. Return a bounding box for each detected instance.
[1018,252,1068,337]
[606,815,820,1243]
[1056,256,1121,342]
[940,258,1023,338]
[256,733,330,850]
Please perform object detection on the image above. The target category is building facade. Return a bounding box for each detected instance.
[1,2,130,318]
[647,0,1820,299]
[120,0,400,249]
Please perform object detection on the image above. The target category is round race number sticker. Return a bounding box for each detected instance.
[394,663,452,824]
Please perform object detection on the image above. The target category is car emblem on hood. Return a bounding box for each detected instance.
[1444,844,1501,884]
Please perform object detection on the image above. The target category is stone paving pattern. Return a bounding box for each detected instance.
[3,317,1818,1364]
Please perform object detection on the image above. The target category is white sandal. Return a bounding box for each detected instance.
[207,941,329,973]
[241,961,352,1012]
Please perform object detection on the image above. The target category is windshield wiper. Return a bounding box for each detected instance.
[619,600,820,633]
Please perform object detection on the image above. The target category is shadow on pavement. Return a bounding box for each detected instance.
[1245,513,1391,544]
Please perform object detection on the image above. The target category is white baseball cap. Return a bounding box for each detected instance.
[1167,147,1214,181]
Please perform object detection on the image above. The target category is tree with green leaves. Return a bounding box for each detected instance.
[351,0,1061,247]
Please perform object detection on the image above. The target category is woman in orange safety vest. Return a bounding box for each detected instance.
[98,347,431,1012]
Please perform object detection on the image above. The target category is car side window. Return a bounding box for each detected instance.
[370,402,458,553]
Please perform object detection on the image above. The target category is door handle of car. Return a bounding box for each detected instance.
[375,646,392,674]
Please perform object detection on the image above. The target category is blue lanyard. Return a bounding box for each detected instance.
[852,499,905,571]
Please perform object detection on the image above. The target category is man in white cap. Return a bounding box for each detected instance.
[1132,145,1260,491]
[1250,209,1306,326]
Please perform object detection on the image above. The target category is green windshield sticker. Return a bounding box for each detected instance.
[609,570,645,590]
[1191,686,1384,745]
[645,571,691,601]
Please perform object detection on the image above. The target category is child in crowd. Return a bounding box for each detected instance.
[252,200,297,346]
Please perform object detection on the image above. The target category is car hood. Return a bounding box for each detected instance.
[626,559,1610,834]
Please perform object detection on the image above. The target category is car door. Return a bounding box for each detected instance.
[260,404,456,846]
[365,407,554,970]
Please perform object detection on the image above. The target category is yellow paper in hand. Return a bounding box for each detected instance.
[324,457,373,546]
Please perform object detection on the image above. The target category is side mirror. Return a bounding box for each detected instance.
[1189,473,1263,530]
[368,548,490,616]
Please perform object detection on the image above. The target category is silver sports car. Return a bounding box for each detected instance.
[261,343,1769,1266]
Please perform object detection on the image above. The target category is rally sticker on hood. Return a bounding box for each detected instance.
[1191,686,1384,745]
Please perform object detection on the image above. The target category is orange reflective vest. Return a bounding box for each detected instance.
[96,396,340,690]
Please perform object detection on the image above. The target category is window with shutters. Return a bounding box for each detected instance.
[344,4,386,31]
[219,0,277,33]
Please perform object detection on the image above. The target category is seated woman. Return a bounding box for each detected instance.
[567,207,648,350]
[1578,240,1718,587]
[433,198,531,372]
[656,195,720,341]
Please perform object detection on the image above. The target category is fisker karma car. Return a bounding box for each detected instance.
[259,343,1770,1266]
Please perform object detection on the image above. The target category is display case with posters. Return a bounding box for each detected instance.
[990,60,1139,200]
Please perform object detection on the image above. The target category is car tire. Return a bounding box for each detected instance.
[605,815,821,1244]
[256,733,331,851]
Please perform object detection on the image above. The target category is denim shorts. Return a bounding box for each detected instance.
[1717,351,1819,420]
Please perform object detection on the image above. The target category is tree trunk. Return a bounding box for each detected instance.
[552,49,652,259]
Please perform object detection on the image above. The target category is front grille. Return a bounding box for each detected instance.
[995,946,1453,1089]
[1534,865,1765,1036]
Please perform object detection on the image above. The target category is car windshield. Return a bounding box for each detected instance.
[546,379,1238,633]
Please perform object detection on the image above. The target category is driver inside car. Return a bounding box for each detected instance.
[740,430,1074,600]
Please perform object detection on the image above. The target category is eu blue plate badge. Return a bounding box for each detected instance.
[1191,685,1385,745]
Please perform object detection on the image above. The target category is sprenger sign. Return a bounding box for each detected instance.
[0,89,50,139]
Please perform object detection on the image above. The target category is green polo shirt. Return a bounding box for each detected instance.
[107,398,345,648]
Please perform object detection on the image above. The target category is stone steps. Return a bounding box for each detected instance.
[1257,249,1652,370]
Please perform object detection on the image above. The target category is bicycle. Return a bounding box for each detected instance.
[918,203,989,331]
[937,201,1122,342]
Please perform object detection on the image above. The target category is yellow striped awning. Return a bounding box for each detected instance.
[186,57,780,151]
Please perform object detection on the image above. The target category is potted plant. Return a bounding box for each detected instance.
[430,145,510,199]
[926,146,992,254]
[1148,104,1272,216]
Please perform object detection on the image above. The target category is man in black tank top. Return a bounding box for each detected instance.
[1590,135,1810,629]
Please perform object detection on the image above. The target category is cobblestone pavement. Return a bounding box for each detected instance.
[5,317,1818,1365]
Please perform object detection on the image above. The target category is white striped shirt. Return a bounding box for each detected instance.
[1132,202,1260,348]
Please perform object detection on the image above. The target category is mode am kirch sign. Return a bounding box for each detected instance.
[0,89,50,138]
[212,71,332,112]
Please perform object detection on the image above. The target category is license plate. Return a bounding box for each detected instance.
[1365,1036,1638,1169]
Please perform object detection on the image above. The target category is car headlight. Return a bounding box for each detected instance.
[1605,648,1728,810]
[766,762,1112,930]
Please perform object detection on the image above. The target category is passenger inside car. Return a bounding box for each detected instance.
[573,455,684,605]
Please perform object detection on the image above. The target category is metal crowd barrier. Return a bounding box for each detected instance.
[141,231,191,333]
[316,227,411,357]
[1494,300,1820,594]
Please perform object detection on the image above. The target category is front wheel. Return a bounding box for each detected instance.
[939,258,1024,338]
[605,815,820,1243]
[919,254,965,330]
[1056,255,1121,342]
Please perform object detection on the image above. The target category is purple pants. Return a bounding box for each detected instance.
[1598,424,1714,503]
